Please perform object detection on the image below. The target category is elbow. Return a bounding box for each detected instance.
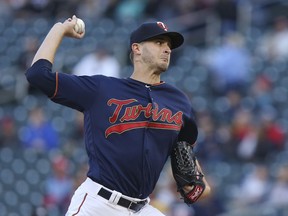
[25,67,34,84]
[25,61,38,84]
[25,59,53,85]
[25,66,40,86]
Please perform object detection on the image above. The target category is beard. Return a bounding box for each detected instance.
[142,47,170,73]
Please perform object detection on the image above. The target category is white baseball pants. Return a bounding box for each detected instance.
[65,178,165,216]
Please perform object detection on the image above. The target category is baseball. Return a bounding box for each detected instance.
[74,18,85,34]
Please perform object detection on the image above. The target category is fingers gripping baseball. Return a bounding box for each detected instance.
[63,15,85,39]
[74,17,85,34]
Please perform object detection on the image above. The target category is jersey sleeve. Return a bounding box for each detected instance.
[51,72,99,111]
[26,59,100,112]
[25,59,57,97]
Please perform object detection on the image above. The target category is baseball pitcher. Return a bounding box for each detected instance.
[25,15,211,216]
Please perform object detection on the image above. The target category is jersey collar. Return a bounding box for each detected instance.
[127,77,165,87]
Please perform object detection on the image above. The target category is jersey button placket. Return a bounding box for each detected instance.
[140,85,153,196]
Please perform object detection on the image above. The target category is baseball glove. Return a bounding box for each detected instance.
[171,141,205,204]
[171,116,205,205]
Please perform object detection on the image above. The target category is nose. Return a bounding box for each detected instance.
[164,43,171,54]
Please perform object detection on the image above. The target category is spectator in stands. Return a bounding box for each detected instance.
[76,0,110,19]
[114,0,147,22]
[104,0,121,19]
[72,162,89,191]
[47,0,78,19]
[194,112,225,162]
[250,75,273,111]
[229,164,270,208]
[18,36,40,71]
[20,106,59,152]
[150,167,178,215]
[10,0,51,18]
[229,108,258,161]
[0,0,12,18]
[212,0,238,35]
[203,32,251,96]
[254,110,285,161]
[0,116,20,148]
[266,164,288,207]
[18,36,41,95]
[43,154,73,215]
[192,175,225,216]
[169,202,195,216]
[230,106,285,163]
[223,90,243,122]
[144,0,177,20]
[257,16,288,61]
[72,44,120,77]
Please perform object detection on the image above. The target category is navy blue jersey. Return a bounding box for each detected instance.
[26,59,197,199]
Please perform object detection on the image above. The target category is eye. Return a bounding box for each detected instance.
[155,40,163,45]
[154,39,171,48]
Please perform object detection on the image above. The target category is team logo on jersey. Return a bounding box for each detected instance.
[157,22,168,31]
[105,98,183,137]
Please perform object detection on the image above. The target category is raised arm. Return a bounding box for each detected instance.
[31,15,85,65]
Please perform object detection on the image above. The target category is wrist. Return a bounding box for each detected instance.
[51,22,66,36]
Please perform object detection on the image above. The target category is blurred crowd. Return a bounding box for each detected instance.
[1,0,288,216]
[0,0,233,21]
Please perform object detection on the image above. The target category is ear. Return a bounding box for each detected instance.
[131,43,141,55]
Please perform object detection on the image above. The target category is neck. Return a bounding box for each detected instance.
[130,72,161,84]
[131,63,163,84]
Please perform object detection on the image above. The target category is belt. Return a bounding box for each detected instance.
[97,188,147,212]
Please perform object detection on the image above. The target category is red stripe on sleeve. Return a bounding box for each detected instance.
[50,72,59,99]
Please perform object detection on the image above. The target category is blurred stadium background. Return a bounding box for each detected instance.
[1,0,288,216]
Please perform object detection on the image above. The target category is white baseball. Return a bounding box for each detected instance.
[74,18,85,34]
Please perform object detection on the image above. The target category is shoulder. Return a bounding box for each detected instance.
[83,75,129,87]
[78,74,120,80]
[162,82,188,97]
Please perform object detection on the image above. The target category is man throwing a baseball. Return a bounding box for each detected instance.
[26,15,211,215]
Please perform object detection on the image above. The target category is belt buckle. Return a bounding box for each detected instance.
[128,200,146,212]
[128,200,136,211]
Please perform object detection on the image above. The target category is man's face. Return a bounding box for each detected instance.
[140,36,172,73]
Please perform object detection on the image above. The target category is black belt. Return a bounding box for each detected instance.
[97,188,147,212]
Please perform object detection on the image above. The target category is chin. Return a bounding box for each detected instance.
[158,68,167,74]
[159,64,169,72]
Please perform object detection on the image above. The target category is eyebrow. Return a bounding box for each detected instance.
[150,37,172,47]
